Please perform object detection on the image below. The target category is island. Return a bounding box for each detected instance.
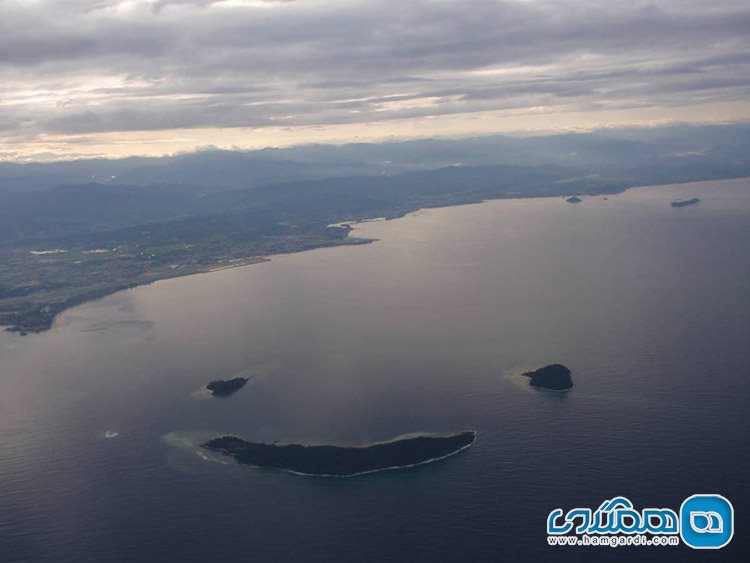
[202,431,476,476]
[522,364,574,391]
[206,377,249,397]
[566,196,582,203]
[670,198,700,208]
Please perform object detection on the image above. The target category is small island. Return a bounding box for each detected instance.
[670,198,700,208]
[206,377,249,397]
[202,431,476,476]
[522,364,574,391]
[566,196,582,203]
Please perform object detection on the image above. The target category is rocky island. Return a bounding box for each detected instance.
[206,377,249,397]
[522,364,574,391]
[202,431,476,476]
[566,196,582,203]
[670,198,700,207]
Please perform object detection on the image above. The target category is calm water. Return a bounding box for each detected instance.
[1,179,749,561]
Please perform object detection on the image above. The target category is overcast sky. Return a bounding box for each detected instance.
[1,0,749,160]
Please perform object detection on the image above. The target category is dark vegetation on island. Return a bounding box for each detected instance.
[566,196,582,203]
[202,431,476,476]
[2,124,749,334]
[206,377,249,397]
[523,364,574,391]
[670,197,701,207]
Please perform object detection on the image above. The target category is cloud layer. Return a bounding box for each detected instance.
[1,0,749,157]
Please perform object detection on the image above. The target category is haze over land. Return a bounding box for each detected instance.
[1,123,749,333]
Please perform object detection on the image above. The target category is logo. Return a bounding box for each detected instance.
[679,494,734,549]
[547,497,679,536]
[547,494,734,549]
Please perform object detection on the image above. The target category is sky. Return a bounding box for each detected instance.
[1,0,749,161]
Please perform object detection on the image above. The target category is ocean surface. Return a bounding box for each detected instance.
[1,178,749,561]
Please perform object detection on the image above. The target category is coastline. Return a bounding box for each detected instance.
[206,256,270,272]
[203,431,477,478]
[2,256,271,335]
[2,245,364,335]
[278,439,476,478]
[531,384,574,394]
[5,176,747,336]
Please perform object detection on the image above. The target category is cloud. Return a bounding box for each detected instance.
[0,0,748,152]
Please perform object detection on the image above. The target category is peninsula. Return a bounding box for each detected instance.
[670,198,700,207]
[522,364,574,391]
[206,377,249,397]
[202,431,476,476]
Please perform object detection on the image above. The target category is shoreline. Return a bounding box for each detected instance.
[531,384,574,394]
[206,256,271,272]
[277,439,476,478]
[5,176,746,336]
[203,431,477,478]
[2,256,272,335]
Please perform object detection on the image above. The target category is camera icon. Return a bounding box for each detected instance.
[680,495,734,549]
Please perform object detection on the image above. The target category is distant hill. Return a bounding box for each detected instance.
[2,123,750,334]
[2,122,748,194]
